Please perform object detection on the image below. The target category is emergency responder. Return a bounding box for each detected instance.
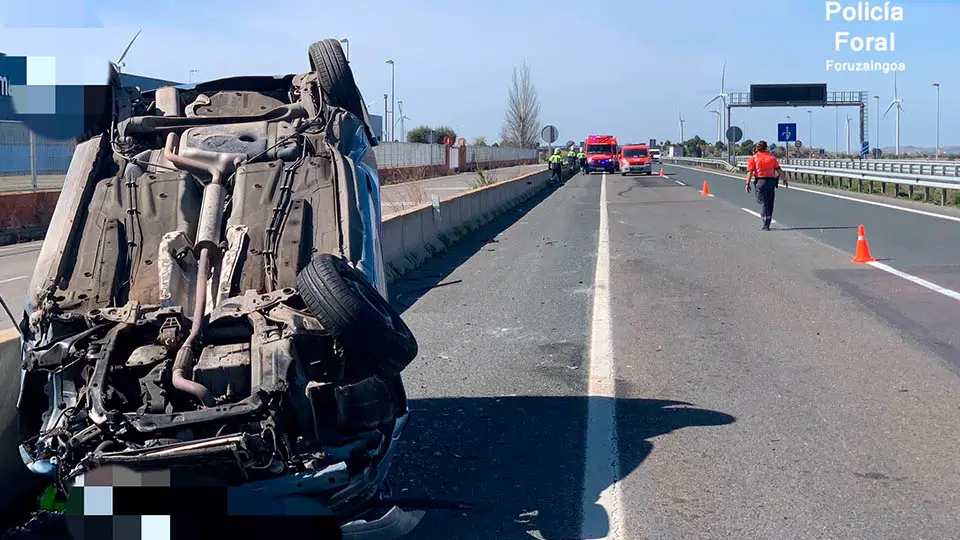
[745,140,786,230]
[566,147,577,168]
[577,147,587,171]
[548,148,564,183]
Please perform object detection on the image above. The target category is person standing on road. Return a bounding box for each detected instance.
[745,140,786,231]
[577,147,586,171]
[549,148,564,183]
[566,147,577,168]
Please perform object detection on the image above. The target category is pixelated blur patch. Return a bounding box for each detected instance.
[1,0,103,28]
[56,465,343,539]
[0,52,110,139]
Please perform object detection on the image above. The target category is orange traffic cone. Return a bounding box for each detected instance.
[851,224,876,263]
[701,181,711,196]
[659,168,665,177]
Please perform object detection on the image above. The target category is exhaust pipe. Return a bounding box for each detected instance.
[162,132,232,407]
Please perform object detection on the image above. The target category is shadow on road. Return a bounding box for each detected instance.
[391,396,735,540]
[389,179,560,314]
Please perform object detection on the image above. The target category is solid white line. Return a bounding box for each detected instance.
[668,162,960,224]
[0,276,27,285]
[739,207,777,224]
[866,261,960,302]
[707,193,716,198]
[675,180,685,186]
[785,185,960,223]
[581,173,624,539]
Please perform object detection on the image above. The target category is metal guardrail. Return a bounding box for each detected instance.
[734,155,960,177]
[663,157,738,171]
[667,156,960,193]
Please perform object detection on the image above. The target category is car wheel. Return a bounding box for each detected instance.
[308,39,366,122]
[297,254,418,378]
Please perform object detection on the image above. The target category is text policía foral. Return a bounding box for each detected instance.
[826,1,903,52]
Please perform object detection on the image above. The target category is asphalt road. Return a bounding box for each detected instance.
[388,169,960,538]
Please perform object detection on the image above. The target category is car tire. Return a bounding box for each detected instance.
[308,39,365,122]
[297,254,418,378]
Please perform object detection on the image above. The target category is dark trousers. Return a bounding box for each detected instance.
[755,177,778,227]
[550,163,562,182]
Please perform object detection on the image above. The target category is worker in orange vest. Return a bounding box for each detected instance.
[745,140,787,231]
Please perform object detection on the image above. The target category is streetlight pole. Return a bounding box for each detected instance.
[807,110,813,153]
[385,60,395,141]
[934,82,941,160]
[339,38,350,62]
[382,94,388,143]
[786,115,791,159]
[189,69,199,84]
[873,95,880,158]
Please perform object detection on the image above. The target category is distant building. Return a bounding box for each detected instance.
[119,73,181,92]
[368,113,383,143]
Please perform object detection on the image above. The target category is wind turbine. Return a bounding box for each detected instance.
[709,109,722,144]
[394,100,410,142]
[678,110,686,143]
[882,72,905,156]
[703,61,728,139]
[845,114,852,154]
[111,29,142,74]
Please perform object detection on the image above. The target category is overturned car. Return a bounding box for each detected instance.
[13,39,420,535]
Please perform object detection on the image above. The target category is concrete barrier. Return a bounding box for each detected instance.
[0,328,46,530]
[381,168,550,281]
[0,166,553,529]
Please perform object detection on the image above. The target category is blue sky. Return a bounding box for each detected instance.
[2,0,958,151]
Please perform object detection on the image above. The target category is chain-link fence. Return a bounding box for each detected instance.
[0,121,75,192]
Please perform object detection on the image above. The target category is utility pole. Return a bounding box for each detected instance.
[807,110,813,152]
[845,115,852,154]
[385,60,395,141]
[874,95,880,157]
[383,94,388,143]
[934,82,941,160]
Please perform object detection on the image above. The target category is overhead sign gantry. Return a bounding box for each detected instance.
[725,84,869,161]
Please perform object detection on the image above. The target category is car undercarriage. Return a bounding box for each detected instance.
[11,39,420,537]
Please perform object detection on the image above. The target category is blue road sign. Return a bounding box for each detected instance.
[777,123,797,142]
[861,141,869,157]
[819,148,826,155]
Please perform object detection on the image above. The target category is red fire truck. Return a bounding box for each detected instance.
[584,135,619,174]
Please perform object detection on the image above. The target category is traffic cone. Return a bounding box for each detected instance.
[659,168,665,177]
[851,224,876,264]
[701,181,711,196]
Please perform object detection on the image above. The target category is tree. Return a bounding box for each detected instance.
[472,136,488,146]
[407,125,457,144]
[738,139,756,155]
[434,125,457,143]
[773,146,786,158]
[407,125,432,143]
[499,62,541,148]
[714,141,726,151]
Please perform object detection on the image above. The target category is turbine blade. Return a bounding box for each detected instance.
[883,101,896,118]
[116,29,143,68]
[721,61,726,93]
[703,96,721,108]
[894,72,898,97]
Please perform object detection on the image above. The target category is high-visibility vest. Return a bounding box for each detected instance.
[549,154,563,164]
[747,151,780,178]
[577,152,586,159]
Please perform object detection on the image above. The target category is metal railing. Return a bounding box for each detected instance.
[0,121,76,192]
[663,156,738,171]
[666,155,960,199]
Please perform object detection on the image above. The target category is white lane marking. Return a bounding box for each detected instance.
[866,261,960,302]
[0,276,27,285]
[707,193,716,198]
[675,180,685,186]
[0,242,42,255]
[668,162,960,224]
[739,207,777,224]
[581,173,624,539]
[785,185,960,223]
